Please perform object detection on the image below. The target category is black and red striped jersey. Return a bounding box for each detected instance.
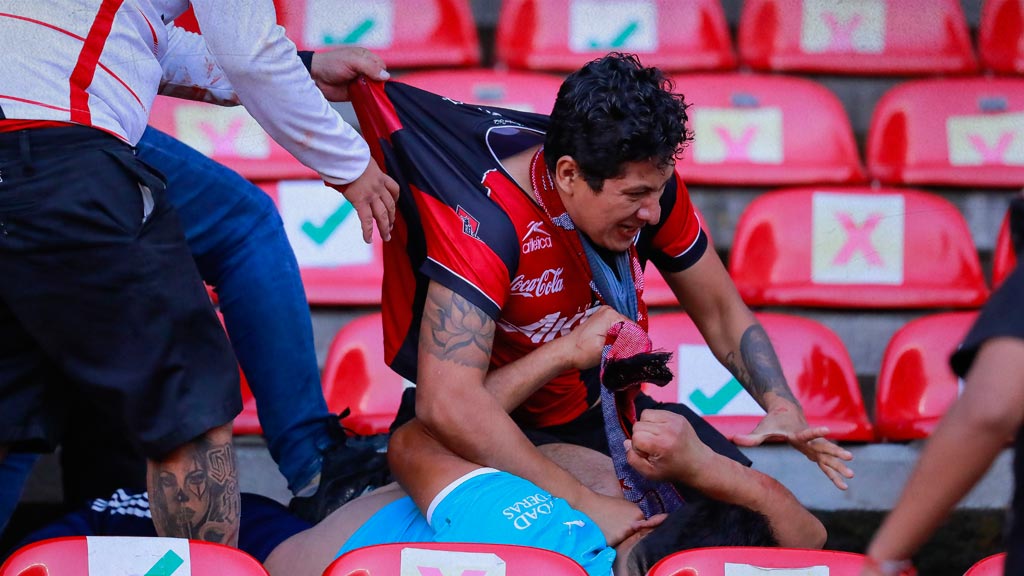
[373,82,707,428]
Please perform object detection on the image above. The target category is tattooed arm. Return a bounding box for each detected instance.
[412,281,642,546]
[148,422,239,545]
[662,246,854,490]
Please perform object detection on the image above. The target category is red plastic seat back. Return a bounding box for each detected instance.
[278,0,480,68]
[648,546,899,576]
[993,209,1018,288]
[397,69,564,114]
[325,542,588,576]
[867,78,1024,188]
[321,313,407,436]
[739,0,976,75]
[965,552,1007,576]
[0,537,268,576]
[674,74,864,186]
[147,96,316,182]
[496,0,736,73]
[645,312,873,441]
[980,0,1024,74]
[875,312,977,441]
[258,181,384,305]
[729,187,989,309]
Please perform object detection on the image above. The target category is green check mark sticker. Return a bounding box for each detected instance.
[688,377,744,415]
[323,18,376,45]
[144,551,184,576]
[588,20,640,49]
[301,202,354,245]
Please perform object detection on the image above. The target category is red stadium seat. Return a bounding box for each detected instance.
[147,96,316,182]
[234,368,261,436]
[258,180,384,305]
[647,546,905,576]
[325,542,588,576]
[321,313,407,436]
[875,312,977,441]
[867,77,1024,188]
[0,536,268,576]
[495,0,736,73]
[278,0,480,68]
[980,0,1024,74]
[965,552,1007,576]
[398,69,565,114]
[643,266,676,307]
[993,209,1018,288]
[738,0,977,75]
[645,312,873,441]
[729,187,989,309]
[673,74,864,186]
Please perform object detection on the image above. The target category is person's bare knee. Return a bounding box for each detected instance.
[147,422,239,546]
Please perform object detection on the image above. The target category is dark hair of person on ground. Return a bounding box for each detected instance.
[625,498,780,576]
[543,52,692,191]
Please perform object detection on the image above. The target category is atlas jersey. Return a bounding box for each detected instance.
[0,0,368,183]
[380,83,707,428]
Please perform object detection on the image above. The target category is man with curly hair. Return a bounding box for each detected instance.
[372,53,850,543]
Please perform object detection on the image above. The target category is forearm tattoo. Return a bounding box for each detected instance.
[423,287,495,370]
[725,324,799,407]
[149,437,239,544]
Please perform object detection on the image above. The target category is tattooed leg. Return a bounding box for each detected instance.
[148,422,239,546]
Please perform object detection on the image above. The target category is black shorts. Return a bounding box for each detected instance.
[0,126,241,458]
[951,263,1024,378]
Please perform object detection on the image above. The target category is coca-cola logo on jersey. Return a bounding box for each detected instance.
[510,268,564,297]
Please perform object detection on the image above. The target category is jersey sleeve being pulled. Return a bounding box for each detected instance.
[413,176,519,321]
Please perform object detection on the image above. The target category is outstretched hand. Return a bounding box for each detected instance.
[310,46,390,102]
[733,407,854,490]
[326,157,399,243]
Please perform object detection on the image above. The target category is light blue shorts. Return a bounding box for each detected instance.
[338,468,615,576]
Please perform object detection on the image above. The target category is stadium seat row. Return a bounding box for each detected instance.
[206,181,1012,308]
[3,536,1002,575]
[260,0,1024,76]
[149,72,1024,189]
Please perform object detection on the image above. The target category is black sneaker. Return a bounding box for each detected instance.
[288,415,392,524]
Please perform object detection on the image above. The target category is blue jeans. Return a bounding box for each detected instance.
[136,127,332,493]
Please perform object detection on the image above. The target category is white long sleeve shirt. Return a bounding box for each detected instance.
[0,0,369,184]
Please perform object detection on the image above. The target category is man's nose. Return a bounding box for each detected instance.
[636,196,661,225]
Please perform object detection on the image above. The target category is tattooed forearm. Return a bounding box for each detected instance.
[725,324,800,407]
[148,429,239,545]
[422,285,495,369]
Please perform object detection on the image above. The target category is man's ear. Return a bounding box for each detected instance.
[554,155,580,196]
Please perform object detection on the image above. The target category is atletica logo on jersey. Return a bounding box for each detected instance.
[510,267,564,298]
[522,220,553,253]
[502,492,554,530]
[498,307,598,344]
[456,205,480,239]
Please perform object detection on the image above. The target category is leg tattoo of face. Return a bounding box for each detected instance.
[151,439,238,543]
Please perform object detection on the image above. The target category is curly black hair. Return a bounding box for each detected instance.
[544,52,692,191]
